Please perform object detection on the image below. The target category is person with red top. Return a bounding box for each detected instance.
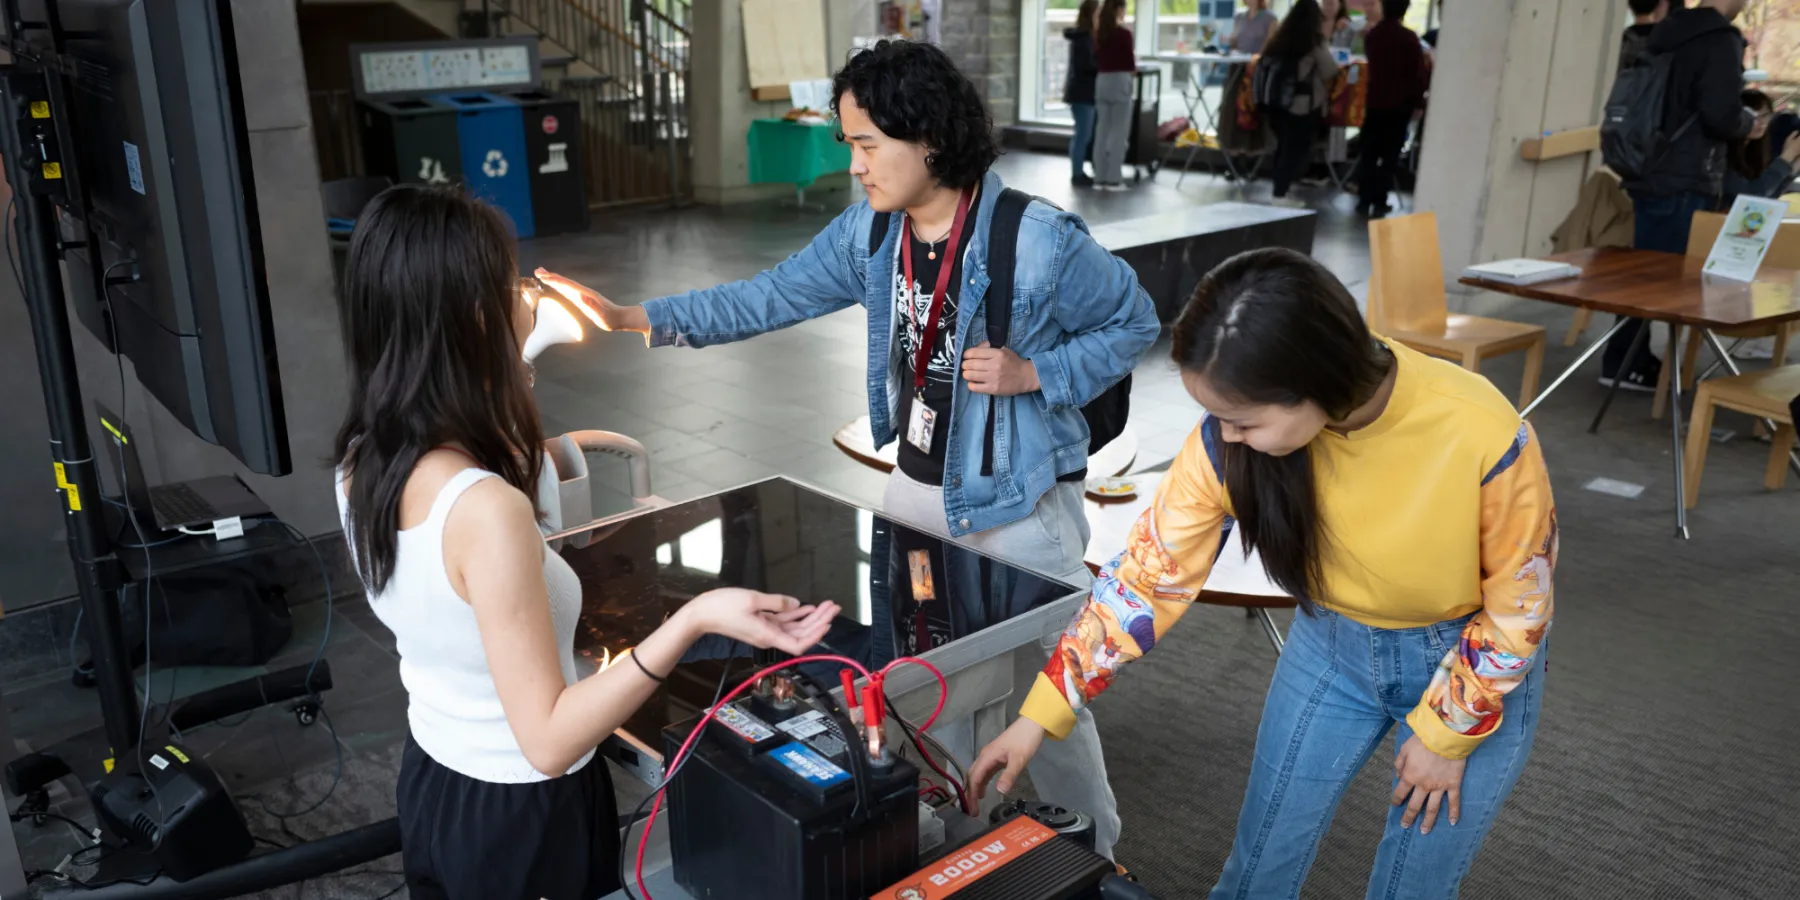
[1091,0,1136,191]
[1357,0,1427,218]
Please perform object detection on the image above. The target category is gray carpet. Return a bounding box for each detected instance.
[6,153,1799,898]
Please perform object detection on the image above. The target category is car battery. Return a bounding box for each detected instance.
[663,691,920,900]
[874,814,1116,900]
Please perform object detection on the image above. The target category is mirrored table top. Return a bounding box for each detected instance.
[553,477,1082,746]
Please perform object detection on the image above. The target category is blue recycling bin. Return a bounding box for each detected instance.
[438,92,536,238]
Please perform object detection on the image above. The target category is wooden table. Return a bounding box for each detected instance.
[1084,472,1293,652]
[1460,247,1800,537]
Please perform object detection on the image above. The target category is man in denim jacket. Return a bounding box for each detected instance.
[539,41,1157,858]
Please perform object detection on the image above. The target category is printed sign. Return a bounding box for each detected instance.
[713,704,778,743]
[775,710,830,741]
[1704,195,1789,282]
[873,817,1058,898]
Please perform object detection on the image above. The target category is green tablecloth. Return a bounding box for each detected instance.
[746,119,850,189]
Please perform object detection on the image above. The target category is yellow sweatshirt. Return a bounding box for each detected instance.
[1020,342,1556,760]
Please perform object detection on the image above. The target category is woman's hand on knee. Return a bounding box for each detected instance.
[968,717,1048,813]
[1392,735,1465,835]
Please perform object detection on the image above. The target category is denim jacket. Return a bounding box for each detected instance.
[640,170,1159,537]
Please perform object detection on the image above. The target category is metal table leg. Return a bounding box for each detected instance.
[1522,316,1632,418]
[1669,325,1691,539]
[1590,317,1654,433]
[1701,329,1800,479]
[1254,607,1285,654]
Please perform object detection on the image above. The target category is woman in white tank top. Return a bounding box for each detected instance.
[331,186,840,900]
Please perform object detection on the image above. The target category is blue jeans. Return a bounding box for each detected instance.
[1605,190,1715,374]
[1070,103,1096,178]
[1211,607,1546,900]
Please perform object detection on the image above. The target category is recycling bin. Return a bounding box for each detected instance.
[439,92,536,238]
[357,95,463,188]
[506,89,588,237]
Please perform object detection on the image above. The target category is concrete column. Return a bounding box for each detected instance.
[939,0,1022,125]
[1416,0,1627,306]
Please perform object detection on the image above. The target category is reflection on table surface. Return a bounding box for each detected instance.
[554,477,1082,743]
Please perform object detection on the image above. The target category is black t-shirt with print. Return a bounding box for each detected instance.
[895,210,980,484]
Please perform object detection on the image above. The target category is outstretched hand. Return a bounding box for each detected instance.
[535,268,650,335]
[965,717,1048,813]
[680,588,839,656]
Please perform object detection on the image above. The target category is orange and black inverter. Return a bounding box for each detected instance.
[870,814,1117,900]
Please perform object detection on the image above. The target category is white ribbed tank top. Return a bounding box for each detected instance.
[336,466,593,783]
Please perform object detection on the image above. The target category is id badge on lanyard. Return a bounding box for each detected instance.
[903,188,974,454]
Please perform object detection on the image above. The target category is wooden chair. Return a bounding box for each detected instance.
[1369,212,1546,410]
[1652,212,1800,418]
[1681,364,1800,508]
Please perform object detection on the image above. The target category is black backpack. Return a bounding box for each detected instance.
[1251,54,1300,113]
[869,188,1132,477]
[1600,50,1698,182]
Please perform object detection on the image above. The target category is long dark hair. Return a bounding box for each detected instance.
[1075,0,1100,34]
[1730,90,1774,180]
[1097,0,1128,41]
[1260,0,1332,61]
[332,185,544,593]
[1171,248,1391,611]
[1266,0,1325,60]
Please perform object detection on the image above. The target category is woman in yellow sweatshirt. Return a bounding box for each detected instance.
[969,248,1555,898]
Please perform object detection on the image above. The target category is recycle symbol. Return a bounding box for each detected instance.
[482,149,508,178]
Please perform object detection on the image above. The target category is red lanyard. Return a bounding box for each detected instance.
[901,188,974,394]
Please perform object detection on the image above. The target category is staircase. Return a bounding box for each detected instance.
[482,0,693,206]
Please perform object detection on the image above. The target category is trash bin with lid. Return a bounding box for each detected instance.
[506,89,588,237]
[358,95,463,187]
[439,92,536,238]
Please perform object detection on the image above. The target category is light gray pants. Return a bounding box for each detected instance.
[1093,72,1135,186]
[883,472,1123,859]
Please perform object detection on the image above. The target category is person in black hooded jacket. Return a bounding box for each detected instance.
[1604,0,1753,392]
[1064,0,1100,186]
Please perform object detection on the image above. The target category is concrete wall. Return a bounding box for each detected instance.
[1416,0,1627,305]
[940,0,1022,125]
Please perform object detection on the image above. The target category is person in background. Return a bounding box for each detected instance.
[1064,0,1101,187]
[1264,0,1339,206]
[1357,0,1427,218]
[1231,0,1279,53]
[1722,90,1800,205]
[1607,0,1753,392]
[538,40,1157,860]
[1092,0,1137,191]
[1321,0,1356,50]
[1620,0,1670,73]
[969,248,1555,899]
[332,186,839,900]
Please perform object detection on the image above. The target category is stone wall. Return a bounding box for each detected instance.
[939,0,1022,125]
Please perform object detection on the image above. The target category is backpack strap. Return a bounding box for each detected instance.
[868,209,893,256]
[979,187,1042,477]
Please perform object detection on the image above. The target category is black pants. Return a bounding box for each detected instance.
[1357,107,1413,210]
[397,736,621,900]
[1270,110,1319,197]
[1606,190,1714,376]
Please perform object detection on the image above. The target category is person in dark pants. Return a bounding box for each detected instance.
[1263,0,1338,206]
[1064,0,1100,186]
[332,186,839,900]
[1607,0,1754,392]
[1357,0,1427,218]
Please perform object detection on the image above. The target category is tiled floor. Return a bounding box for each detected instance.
[2,151,1379,896]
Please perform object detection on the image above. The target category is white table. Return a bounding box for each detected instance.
[1145,52,1257,185]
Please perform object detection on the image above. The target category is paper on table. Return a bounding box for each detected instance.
[1704,195,1789,282]
[742,0,828,90]
[787,78,833,114]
